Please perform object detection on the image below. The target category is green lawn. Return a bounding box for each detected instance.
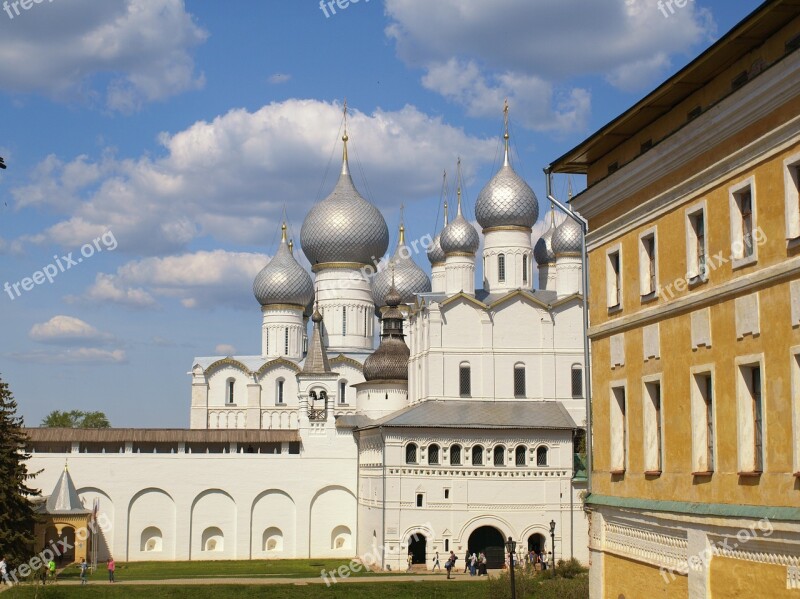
[6,581,487,599]
[50,558,383,581]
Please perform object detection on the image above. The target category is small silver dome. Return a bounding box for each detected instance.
[374,225,431,306]
[300,138,389,267]
[440,195,479,255]
[552,217,583,256]
[426,200,449,265]
[475,160,538,229]
[254,225,314,307]
[534,211,557,265]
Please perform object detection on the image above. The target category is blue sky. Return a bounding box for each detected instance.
[0,0,761,427]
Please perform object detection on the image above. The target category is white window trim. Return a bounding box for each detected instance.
[609,380,628,473]
[684,200,708,282]
[784,152,800,241]
[728,176,758,269]
[638,226,659,299]
[735,353,765,474]
[642,374,664,474]
[791,346,800,476]
[689,364,716,474]
[606,243,623,310]
[275,378,285,405]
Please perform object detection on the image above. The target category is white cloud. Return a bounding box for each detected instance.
[215,343,237,355]
[385,0,716,128]
[78,250,269,310]
[268,73,292,84]
[0,0,207,112]
[9,348,127,364]
[29,315,114,345]
[11,100,495,254]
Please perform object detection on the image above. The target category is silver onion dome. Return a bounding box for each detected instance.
[363,282,409,381]
[440,192,479,256]
[426,199,448,265]
[254,224,314,307]
[552,217,583,255]
[374,224,431,306]
[475,160,538,229]
[534,209,557,265]
[300,135,389,267]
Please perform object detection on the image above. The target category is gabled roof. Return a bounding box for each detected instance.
[356,400,577,431]
[45,466,90,515]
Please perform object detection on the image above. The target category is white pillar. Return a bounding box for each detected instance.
[555,255,582,297]
[314,265,376,352]
[538,263,556,291]
[444,254,475,295]
[482,228,533,293]
[430,263,446,293]
[262,306,305,359]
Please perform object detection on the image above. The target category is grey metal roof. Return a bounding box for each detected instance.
[45,467,90,515]
[253,229,314,307]
[417,287,557,307]
[475,159,538,230]
[302,309,332,375]
[358,400,577,430]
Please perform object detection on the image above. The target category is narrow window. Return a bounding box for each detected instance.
[737,363,764,473]
[493,445,505,466]
[227,379,235,404]
[607,249,621,308]
[536,446,548,467]
[644,381,663,473]
[730,182,757,264]
[785,159,800,239]
[522,255,528,284]
[339,380,347,404]
[459,363,471,397]
[571,366,583,397]
[610,386,627,472]
[687,209,706,279]
[639,233,657,296]
[364,309,367,336]
[513,364,526,397]
[284,327,289,355]
[705,375,714,471]
[515,445,527,467]
[266,330,269,355]
[739,188,754,257]
[342,306,347,336]
[472,445,484,466]
[445,539,449,551]
[428,444,440,465]
[444,488,450,499]
[406,443,418,464]
[277,379,284,404]
[450,444,462,466]
[752,366,763,472]
[416,494,423,508]
[498,254,506,282]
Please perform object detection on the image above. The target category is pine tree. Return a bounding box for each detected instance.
[0,374,38,567]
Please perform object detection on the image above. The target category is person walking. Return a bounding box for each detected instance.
[446,551,457,579]
[107,558,115,583]
[79,558,88,585]
[432,551,441,571]
[0,557,10,587]
[479,552,487,576]
[406,552,413,572]
[463,550,469,573]
[48,558,56,582]
[469,552,478,576]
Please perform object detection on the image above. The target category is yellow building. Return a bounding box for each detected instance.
[549,1,800,597]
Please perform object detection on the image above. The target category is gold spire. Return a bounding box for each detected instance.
[568,175,574,200]
[456,157,463,216]
[503,99,510,167]
[443,199,449,226]
[341,99,349,176]
[288,239,294,253]
[281,222,287,244]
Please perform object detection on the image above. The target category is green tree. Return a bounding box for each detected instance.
[41,410,110,428]
[0,374,38,566]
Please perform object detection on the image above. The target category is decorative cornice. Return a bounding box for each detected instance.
[311,261,369,273]
[254,357,301,376]
[329,354,364,371]
[204,357,251,375]
[556,252,582,258]
[444,251,476,259]
[483,225,532,234]
[261,303,305,312]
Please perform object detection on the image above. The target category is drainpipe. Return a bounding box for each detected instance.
[380,426,387,571]
[544,166,592,500]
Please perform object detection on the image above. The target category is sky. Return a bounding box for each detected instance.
[0,0,762,427]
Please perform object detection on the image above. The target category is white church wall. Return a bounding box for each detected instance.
[191,489,237,560]
[128,488,177,561]
[309,486,357,557]
[77,487,114,562]
[251,490,296,558]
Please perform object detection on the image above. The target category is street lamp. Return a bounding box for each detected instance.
[505,536,517,599]
[549,520,556,573]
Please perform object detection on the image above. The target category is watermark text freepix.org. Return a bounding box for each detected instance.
[319,0,368,19]
[4,230,117,301]
[3,0,56,20]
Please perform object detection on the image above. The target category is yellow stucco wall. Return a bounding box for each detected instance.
[603,553,688,598]
[709,555,795,598]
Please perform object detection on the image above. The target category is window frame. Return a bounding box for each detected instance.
[339,380,348,405]
[493,445,506,467]
[638,227,658,299]
[276,378,285,405]
[536,445,549,467]
[791,347,800,476]
[784,152,800,241]
[471,445,484,466]
[405,443,418,465]
[226,378,236,405]
[522,254,528,284]
[515,445,527,467]
[450,444,462,466]
[729,177,758,268]
[690,366,716,474]
[513,363,526,397]
[571,365,583,398]
[498,254,506,283]
[610,381,627,474]
[685,200,708,283]
[735,355,765,475]
[642,375,664,475]
[605,244,622,311]
[459,362,471,398]
[428,443,440,465]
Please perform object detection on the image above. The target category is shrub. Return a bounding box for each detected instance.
[485,564,589,599]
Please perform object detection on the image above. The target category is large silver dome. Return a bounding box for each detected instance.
[440,196,479,255]
[475,158,538,229]
[552,217,583,255]
[374,225,431,306]
[300,140,389,267]
[253,225,314,307]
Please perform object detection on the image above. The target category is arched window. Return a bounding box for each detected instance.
[284,327,289,355]
[522,255,528,283]
[342,306,347,336]
[339,380,347,404]
[202,527,224,552]
[263,527,283,551]
[571,365,583,397]
[459,363,471,397]
[472,445,484,466]
[141,527,163,552]
[494,445,506,466]
[406,443,418,464]
[514,364,526,397]
[498,254,506,282]
[276,379,285,404]
[364,309,368,336]
[226,378,235,404]
[428,444,440,465]
[537,446,549,467]
[515,445,527,467]
[450,444,462,465]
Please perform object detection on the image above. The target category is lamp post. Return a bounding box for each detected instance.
[505,536,517,599]
[549,520,556,573]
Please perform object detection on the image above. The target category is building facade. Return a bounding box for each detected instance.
[550,1,800,597]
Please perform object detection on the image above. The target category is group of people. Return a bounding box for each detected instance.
[0,554,115,586]
[429,550,488,579]
[527,549,552,570]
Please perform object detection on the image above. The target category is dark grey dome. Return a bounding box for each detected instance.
[374,225,431,306]
[475,161,538,229]
[440,196,479,256]
[253,225,314,307]
[427,232,445,265]
[552,217,582,255]
[363,282,409,381]
[300,145,389,267]
[534,223,556,265]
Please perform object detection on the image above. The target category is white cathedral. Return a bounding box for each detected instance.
[26,118,589,571]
